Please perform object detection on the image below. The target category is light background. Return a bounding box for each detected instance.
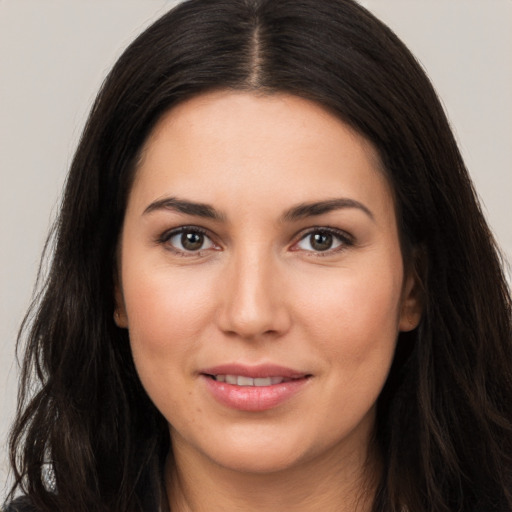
[1,0,511,495]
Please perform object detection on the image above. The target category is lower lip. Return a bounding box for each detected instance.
[202,375,310,412]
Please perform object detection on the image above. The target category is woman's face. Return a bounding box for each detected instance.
[116,91,420,476]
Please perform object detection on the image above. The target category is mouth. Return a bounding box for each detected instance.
[200,363,311,385]
[204,374,306,386]
[199,363,312,410]
[200,365,312,411]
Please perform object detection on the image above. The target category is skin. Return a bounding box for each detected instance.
[115,91,421,512]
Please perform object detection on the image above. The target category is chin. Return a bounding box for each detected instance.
[210,445,306,475]
[172,424,310,475]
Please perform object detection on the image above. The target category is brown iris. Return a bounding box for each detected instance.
[310,232,333,251]
[181,232,204,251]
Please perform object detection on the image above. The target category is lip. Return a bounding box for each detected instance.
[200,363,312,412]
[200,363,308,379]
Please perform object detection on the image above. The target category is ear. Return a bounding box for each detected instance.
[113,274,129,329]
[398,268,423,332]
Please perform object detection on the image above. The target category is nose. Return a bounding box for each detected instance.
[216,247,291,340]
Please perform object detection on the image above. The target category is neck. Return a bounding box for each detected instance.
[165,435,380,512]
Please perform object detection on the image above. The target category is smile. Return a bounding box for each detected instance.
[201,369,311,411]
[207,375,295,386]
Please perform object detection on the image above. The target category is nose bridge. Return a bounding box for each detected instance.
[217,240,288,339]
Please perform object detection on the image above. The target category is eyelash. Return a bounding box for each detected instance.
[292,226,354,257]
[156,226,354,257]
[157,226,218,257]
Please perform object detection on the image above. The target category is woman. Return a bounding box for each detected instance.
[5,0,512,511]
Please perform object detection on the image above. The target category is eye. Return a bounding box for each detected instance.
[159,227,217,255]
[294,228,353,254]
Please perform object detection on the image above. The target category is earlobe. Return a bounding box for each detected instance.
[113,307,128,329]
[398,271,423,332]
[113,283,129,329]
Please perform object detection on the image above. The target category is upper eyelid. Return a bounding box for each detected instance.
[159,225,212,242]
[292,226,354,243]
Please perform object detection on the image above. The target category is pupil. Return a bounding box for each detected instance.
[311,232,332,251]
[181,232,203,251]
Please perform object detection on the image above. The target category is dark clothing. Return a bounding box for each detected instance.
[3,496,37,512]
[3,488,165,511]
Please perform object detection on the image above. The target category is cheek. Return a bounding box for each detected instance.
[124,264,215,345]
[294,262,403,366]
[120,261,218,401]
[121,266,220,430]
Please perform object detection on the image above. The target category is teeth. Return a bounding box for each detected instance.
[237,376,254,386]
[213,375,290,386]
[254,377,272,386]
[225,375,238,385]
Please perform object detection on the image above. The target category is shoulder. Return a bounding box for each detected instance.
[2,496,39,512]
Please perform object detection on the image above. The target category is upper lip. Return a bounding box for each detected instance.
[200,363,310,379]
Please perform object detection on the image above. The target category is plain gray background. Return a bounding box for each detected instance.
[1,0,511,492]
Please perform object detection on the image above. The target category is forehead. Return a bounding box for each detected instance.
[130,90,394,222]
[141,90,383,169]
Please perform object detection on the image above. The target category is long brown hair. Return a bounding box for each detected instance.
[8,1,512,511]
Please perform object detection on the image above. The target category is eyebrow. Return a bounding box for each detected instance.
[143,197,225,221]
[143,196,374,222]
[281,198,375,222]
